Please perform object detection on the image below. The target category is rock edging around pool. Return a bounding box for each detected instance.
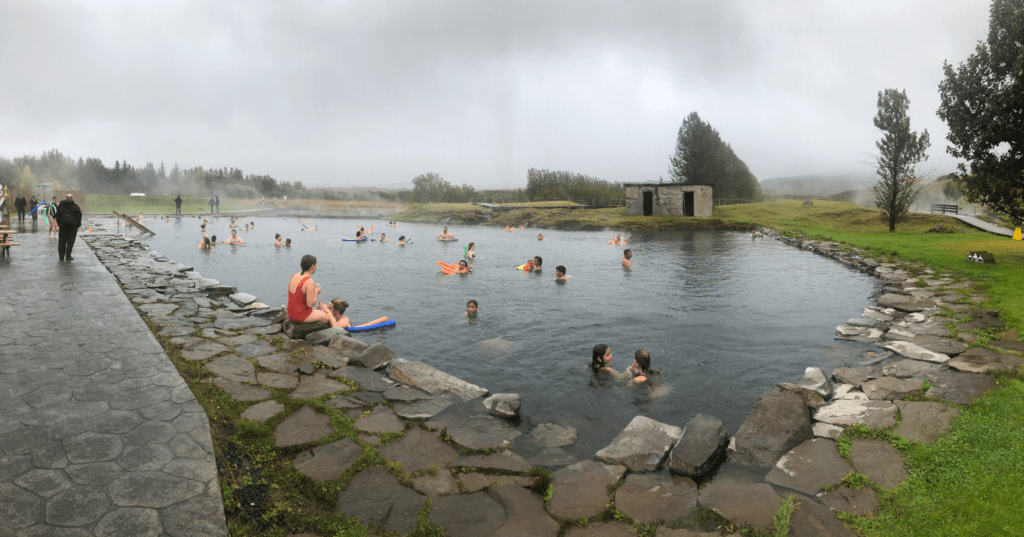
[81,225,1022,536]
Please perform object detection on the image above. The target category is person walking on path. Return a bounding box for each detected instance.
[215,195,220,213]
[55,193,83,261]
[14,194,26,221]
[47,196,58,238]
[174,194,183,214]
[208,197,215,213]
[29,196,38,222]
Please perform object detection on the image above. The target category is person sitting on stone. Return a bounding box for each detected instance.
[320,299,387,329]
[288,254,332,324]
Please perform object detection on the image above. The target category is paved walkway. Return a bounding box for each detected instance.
[0,222,227,536]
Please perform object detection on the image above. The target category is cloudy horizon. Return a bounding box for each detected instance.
[0,0,992,190]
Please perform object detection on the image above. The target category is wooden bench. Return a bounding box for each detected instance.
[0,229,18,259]
[931,204,960,215]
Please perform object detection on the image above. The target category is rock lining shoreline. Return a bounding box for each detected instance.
[80,223,1021,536]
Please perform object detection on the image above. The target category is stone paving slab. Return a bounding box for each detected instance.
[0,229,227,536]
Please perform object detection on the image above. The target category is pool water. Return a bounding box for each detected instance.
[139,216,882,456]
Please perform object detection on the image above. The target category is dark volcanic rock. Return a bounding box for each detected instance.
[830,367,877,386]
[305,327,349,346]
[349,343,398,370]
[328,335,370,356]
[283,320,330,340]
[425,400,520,450]
[489,485,560,537]
[893,401,960,444]
[614,470,697,525]
[594,415,683,472]
[877,294,933,312]
[860,377,926,401]
[697,464,781,530]
[336,469,424,534]
[924,369,995,404]
[818,485,879,516]
[948,347,1023,373]
[730,391,812,467]
[377,427,459,472]
[667,413,729,478]
[547,460,626,519]
[273,406,333,447]
[783,492,859,537]
[849,438,907,489]
[353,406,405,434]
[764,438,853,495]
[330,366,393,392]
[429,491,506,537]
[292,438,363,481]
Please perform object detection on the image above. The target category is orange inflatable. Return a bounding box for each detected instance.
[437,261,460,275]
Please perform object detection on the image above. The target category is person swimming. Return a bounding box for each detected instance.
[210,235,218,246]
[437,226,456,240]
[591,344,619,376]
[609,232,630,245]
[275,233,283,246]
[398,236,406,246]
[465,242,476,258]
[555,265,570,280]
[320,299,388,329]
[536,233,544,240]
[466,299,478,317]
[223,229,243,245]
[285,238,292,247]
[532,256,542,272]
[379,233,389,242]
[627,349,660,385]
[622,249,632,267]
[198,235,212,250]
[456,260,472,273]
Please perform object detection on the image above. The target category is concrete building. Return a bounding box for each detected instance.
[623,183,713,217]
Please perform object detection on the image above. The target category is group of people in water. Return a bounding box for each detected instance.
[287,254,388,329]
[591,345,660,386]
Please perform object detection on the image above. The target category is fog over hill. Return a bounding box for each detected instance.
[759,174,878,197]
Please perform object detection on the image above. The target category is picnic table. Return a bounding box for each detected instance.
[0,227,19,259]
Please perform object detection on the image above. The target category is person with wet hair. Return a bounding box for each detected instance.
[275,233,283,246]
[320,299,387,329]
[555,265,570,280]
[532,256,542,271]
[622,249,632,267]
[465,242,476,258]
[466,299,478,317]
[591,344,619,375]
[198,235,212,250]
[627,349,660,385]
[398,236,406,246]
[456,260,473,273]
[285,238,292,247]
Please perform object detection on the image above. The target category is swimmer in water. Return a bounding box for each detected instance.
[627,349,660,385]
[275,233,283,246]
[590,344,620,376]
[319,299,388,329]
[285,238,292,247]
[622,249,632,267]
[532,256,542,272]
[198,235,212,250]
[223,229,243,245]
[465,242,476,258]
[555,265,570,280]
[437,226,456,240]
[536,233,544,240]
[210,235,217,246]
[398,236,406,246]
[456,260,473,273]
[466,299,478,317]
[379,233,389,242]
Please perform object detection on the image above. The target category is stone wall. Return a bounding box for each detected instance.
[623,184,712,217]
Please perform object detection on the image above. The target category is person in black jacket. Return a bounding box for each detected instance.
[55,194,83,261]
[29,196,38,222]
[174,194,182,214]
[14,195,26,221]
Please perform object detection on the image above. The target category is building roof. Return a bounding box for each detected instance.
[622,182,711,187]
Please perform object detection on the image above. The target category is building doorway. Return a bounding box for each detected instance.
[642,191,653,216]
[684,192,695,217]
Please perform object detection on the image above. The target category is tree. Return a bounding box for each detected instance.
[871,89,930,231]
[667,112,760,201]
[937,0,1024,224]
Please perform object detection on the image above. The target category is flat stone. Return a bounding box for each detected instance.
[426,400,520,450]
[881,359,942,379]
[656,530,720,537]
[305,327,349,346]
[818,485,879,516]
[389,359,488,401]
[256,372,299,389]
[812,422,844,439]
[483,393,521,418]
[907,322,953,337]
[257,352,304,374]
[595,415,683,472]
[775,383,827,409]
[330,366,393,392]
[909,335,967,357]
[325,395,367,410]
[240,400,286,423]
[63,432,123,463]
[880,341,949,363]
[93,507,163,537]
[813,400,897,428]
[991,340,1024,354]
[731,391,812,467]
[354,406,405,434]
[233,340,278,358]
[924,369,995,404]
[213,378,271,402]
[378,427,459,472]
[293,438,363,481]
[849,438,907,489]
[877,293,934,312]
[206,355,257,384]
[336,468,424,534]
[667,413,729,478]
[328,335,370,356]
[297,361,316,375]
[457,473,536,492]
[948,347,1023,373]
[274,406,334,447]
[529,423,578,447]
[412,471,460,497]
[383,386,432,402]
[452,450,533,472]
[214,316,273,330]
[306,346,349,368]
[830,367,877,386]
[15,468,73,498]
[180,340,229,361]
[394,396,458,420]
[510,435,578,468]
[861,377,926,401]
[65,462,125,487]
[289,375,349,400]
[46,487,110,526]
[352,391,384,404]
[547,460,627,519]
[229,292,258,306]
[106,471,205,507]
[489,484,561,537]
[882,327,916,341]
[157,326,195,338]
[765,438,853,495]
[697,464,781,530]
[784,492,859,537]
[893,401,960,444]
[429,491,506,537]
[564,522,635,537]
[283,320,331,340]
[218,334,258,347]
[614,470,698,525]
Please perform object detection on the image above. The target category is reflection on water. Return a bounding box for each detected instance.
[144,217,881,455]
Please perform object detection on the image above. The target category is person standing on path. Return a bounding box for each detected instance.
[208,197,215,213]
[55,193,83,261]
[29,196,38,222]
[14,194,26,221]
[215,195,220,213]
[47,196,58,238]
[174,194,182,214]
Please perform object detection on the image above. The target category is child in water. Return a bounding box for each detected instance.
[466,299,478,317]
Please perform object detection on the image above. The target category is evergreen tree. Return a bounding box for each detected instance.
[871,88,930,232]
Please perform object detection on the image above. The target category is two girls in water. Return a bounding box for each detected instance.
[590,345,659,386]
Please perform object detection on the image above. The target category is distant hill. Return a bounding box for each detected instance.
[760,174,877,198]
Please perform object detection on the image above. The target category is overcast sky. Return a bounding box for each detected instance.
[0,0,992,189]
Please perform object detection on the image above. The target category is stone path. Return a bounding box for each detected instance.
[0,225,227,536]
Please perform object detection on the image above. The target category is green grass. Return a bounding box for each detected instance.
[83,194,251,215]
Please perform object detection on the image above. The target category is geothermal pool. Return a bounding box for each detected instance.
[138,215,882,456]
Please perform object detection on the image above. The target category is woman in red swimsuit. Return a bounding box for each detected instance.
[288,254,332,324]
